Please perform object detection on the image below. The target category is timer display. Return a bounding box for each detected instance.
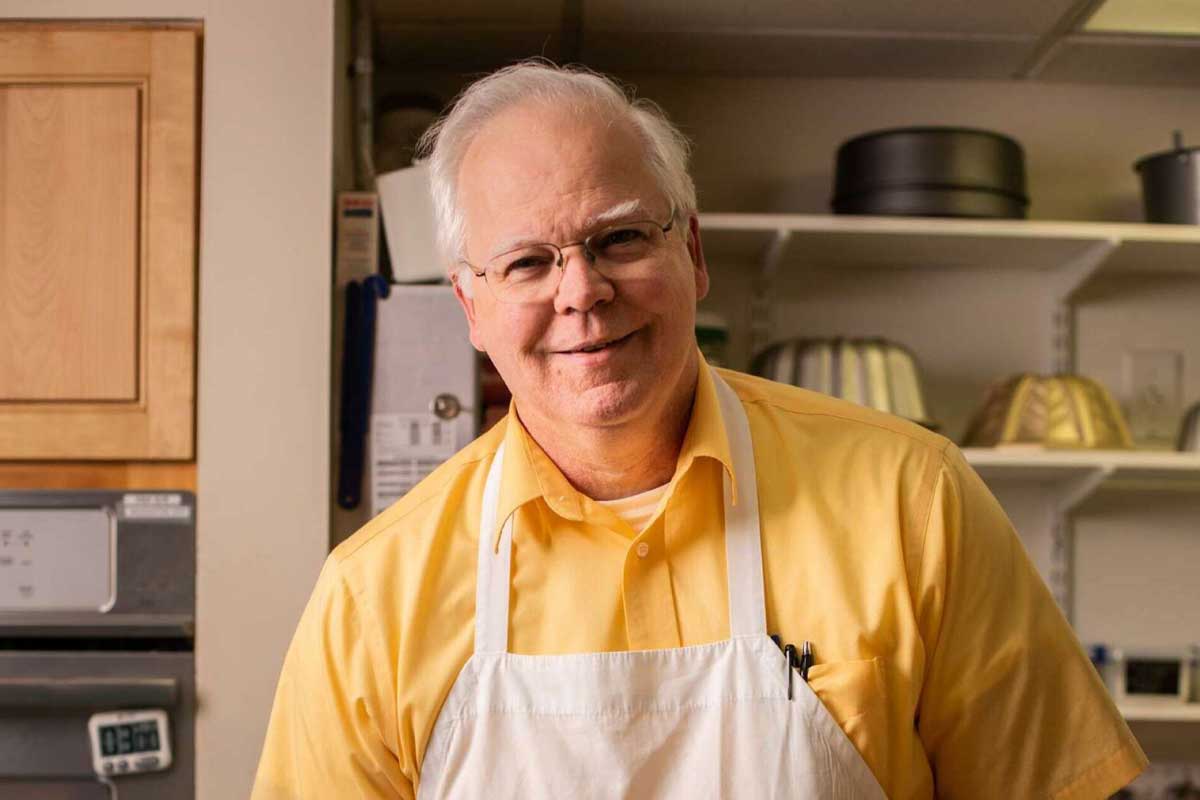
[98,720,161,756]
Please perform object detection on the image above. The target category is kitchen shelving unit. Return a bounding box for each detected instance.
[699,212,1200,369]
[697,213,1200,727]
[698,209,1200,640]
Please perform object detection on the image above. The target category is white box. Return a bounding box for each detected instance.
[376,162,444,283]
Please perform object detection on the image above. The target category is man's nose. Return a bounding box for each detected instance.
[553,245,614,314]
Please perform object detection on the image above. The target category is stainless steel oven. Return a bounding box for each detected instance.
[0,490,194,799]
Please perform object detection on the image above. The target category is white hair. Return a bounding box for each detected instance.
[417,60,698,289]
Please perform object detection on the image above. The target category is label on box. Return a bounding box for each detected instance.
[336,192,380,282]
[370,414,460,516]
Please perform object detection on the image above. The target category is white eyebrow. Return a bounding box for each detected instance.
[487,199,648,258]
[585,199,644,227]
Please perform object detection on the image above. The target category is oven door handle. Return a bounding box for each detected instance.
[0,677,178,709]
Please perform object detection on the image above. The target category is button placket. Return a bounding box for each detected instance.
[621,524,682,649]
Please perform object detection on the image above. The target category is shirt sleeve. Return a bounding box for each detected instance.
[914,445,1147,799]
[252,556,412,800]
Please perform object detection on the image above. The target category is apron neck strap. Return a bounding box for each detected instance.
[474,444,513,655]
[473,368,767,656]
[711,371,768,639]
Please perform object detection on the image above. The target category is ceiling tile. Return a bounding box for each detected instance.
[1085,0,1200,36]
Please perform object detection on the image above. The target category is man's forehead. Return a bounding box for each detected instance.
[465,107,638,183]
[457,103,663,252]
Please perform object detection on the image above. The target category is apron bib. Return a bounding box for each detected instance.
[417,370,886,799]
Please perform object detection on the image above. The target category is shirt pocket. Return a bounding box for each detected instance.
[806,657,890,785]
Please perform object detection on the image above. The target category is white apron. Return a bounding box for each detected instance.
[417,371,887,799]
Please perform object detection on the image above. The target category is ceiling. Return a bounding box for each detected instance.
[370,0,1200,85]
[1086,0,1200,36]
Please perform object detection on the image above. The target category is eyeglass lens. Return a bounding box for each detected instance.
[484,219,671,301]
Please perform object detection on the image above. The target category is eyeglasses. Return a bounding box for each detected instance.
[461,211,677,304]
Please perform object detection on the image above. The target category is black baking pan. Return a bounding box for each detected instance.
[832,126,1029,219]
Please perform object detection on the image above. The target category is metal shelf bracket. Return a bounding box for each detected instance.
[749,229,793,356]
[1058,464,1116,514]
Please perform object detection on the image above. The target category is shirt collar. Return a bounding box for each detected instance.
[673,361,738,503]
[489,410,583,550]
[489,357,738,549]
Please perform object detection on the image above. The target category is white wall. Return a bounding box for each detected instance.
[1,3,336,797]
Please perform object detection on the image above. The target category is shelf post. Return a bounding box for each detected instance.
[1045,239,1118,374]
[1051,464,1115,622]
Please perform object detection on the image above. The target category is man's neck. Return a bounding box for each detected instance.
[516,358,700,501]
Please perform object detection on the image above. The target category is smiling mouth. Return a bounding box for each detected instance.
[559,330,637,354]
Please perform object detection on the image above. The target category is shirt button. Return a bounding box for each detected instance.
[635,542,650,558]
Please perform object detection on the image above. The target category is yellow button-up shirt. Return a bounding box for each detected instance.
[253,365,1146,799]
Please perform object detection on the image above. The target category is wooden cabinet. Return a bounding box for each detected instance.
[0,24,198,459]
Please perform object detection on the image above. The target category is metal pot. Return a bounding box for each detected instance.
[1134,132,1200,225]
[832,126,1028,219]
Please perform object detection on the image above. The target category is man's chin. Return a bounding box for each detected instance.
[556,380,647,427]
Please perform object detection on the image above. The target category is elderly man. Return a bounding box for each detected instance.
[253,63,1145,799]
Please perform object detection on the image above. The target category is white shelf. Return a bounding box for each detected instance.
[964,449,1200,488]
[965,450,1200,510]
[1119,702,1200,723]
[698,213,1200,278]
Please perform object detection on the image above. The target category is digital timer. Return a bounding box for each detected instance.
[87,709,173,777]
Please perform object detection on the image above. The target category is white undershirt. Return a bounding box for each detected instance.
[596,482,670,534]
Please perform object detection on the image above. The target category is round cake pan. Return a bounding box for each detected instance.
[832,126,1028,219]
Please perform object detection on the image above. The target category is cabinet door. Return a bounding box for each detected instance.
[0,25,198,459]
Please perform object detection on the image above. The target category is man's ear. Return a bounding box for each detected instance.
[686,215,710,302]
[452,273,488,353]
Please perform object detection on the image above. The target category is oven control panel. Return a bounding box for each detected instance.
[0,508,114,611]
